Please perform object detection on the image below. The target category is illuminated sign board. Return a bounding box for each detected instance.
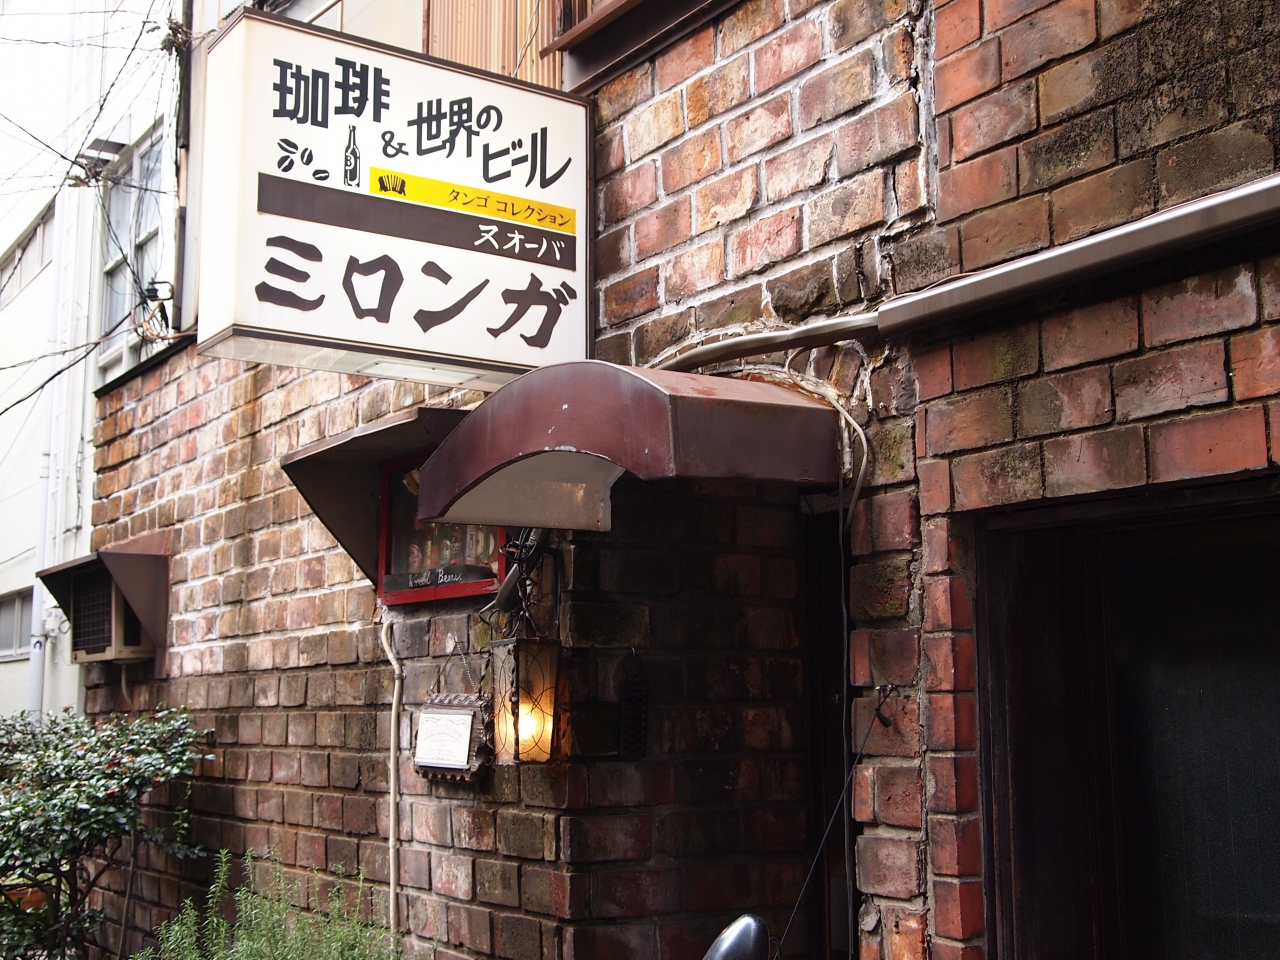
[196,10,590,390]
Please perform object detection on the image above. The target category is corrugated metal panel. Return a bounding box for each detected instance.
[427,0,563,89]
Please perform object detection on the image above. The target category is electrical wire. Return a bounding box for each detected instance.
[511,0,542,78]
[0,309,132,421]
[770,685,895,960]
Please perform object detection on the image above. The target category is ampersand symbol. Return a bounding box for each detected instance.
[381,130,408,157]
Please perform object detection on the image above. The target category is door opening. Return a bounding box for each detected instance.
[981,503,1280,960]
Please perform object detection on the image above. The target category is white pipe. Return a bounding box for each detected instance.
[377,621,404,941]
[26,212,62,717]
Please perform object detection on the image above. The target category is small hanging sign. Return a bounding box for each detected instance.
[414,708,473,768]
[413,692,492,781]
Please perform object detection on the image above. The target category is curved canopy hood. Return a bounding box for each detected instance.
[416,361,840,531]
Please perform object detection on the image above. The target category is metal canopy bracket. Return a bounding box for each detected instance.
[280,406,469,582]
[415,361,840,531]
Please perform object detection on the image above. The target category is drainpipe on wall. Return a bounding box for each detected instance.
[25,286,57,717]
[378,621,404,939]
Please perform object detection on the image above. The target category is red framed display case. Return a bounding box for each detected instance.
[378,450,506,605]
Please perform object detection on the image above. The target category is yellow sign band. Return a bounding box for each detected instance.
[368,167,576,236]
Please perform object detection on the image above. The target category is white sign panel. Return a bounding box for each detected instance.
[197,10,590,390]
[415,708,474,768]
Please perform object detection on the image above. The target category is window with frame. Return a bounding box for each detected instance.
[0,212,54,311]
[379,452,507,604]
[0,590,33,661]
[99,135,170,381]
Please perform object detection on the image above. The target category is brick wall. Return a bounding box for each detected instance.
[87,347,816,960]
[84,0,1280,957]
[590,0,930,366]
[914,0,1280,289]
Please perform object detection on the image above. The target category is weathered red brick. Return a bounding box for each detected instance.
[1001,0,1096,81]
[656,25,713,91]
[936,39,1000,113]
[855,695,922,758]
[808,172,886,247]
[753,19,821,92]
[1043,425,1146,497]
[928,755,979,813]
[726,96,793,164]
[1042,297,1139,371]
[927,693,977,750]
[919,459,952,515]
[894,227,962,292]
[1016,365,1113,437]
[924,576,975,632]
[960,195,1050,269]
[937,147,1017,223]
[1018,109,1116,192]
[694,168,757,234]
[853,765,875,821]
[661,128,722,194]
[686,56,749,127]
[1113,340,1228,421]
[953,323,1037,390]
[914,342,953,401]
[835,93,919,176]
[1099,0,1154,37]
[1142,265,1257,347]
[728,208,801,278]
[875,765,923,828]
[603,268,659,323]
[798,52,875,130]
[596,63,654,127]
[830,0,909,50]
[923,634,976,692]
[927,388,1013,455]
[985,0,1056,31]
[851,628,921,685]
[763,136,832,202]
[951,82,1035,163]
[934,879,985,938]
[936,0,980,58]
[1231,327,1280,400]
[871,489,920,551]
[596,867,683,917]
[856,835,921,898]
[930,815,983,876]
[634,197,691,261]
[849,557,912,620]
[951,443,1044,509]
[1156,121,1274,207]
[560,815,652,863]
[603,163,657,224]
[665,240,725,300]
[719,0,785,56]
[1149,405,1269,482]
[626,92,684,161]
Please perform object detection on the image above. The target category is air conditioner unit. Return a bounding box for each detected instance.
[37,535,169,666]
[68,565,154,663]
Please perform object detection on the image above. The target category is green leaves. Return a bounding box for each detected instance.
[137,851,397,960]
[0,708,205,959]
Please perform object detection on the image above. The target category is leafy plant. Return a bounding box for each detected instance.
[0,708,206,960]
[138,850,398,960]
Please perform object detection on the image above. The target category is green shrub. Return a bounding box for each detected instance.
[138,850,398,960]
[0,708,206,960]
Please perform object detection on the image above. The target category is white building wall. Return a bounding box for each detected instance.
[0,0,189,712]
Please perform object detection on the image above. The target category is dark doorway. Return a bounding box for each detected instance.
[981,502,1280,960]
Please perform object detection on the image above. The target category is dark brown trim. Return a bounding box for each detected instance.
[257,174,578,271]
[540,0,647,56]
[559,0,739,93]
[94,334,195,398]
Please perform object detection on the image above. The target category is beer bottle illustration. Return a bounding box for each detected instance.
[343,125,360,187]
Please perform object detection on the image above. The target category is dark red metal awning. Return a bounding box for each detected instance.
[416,361,840,531]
